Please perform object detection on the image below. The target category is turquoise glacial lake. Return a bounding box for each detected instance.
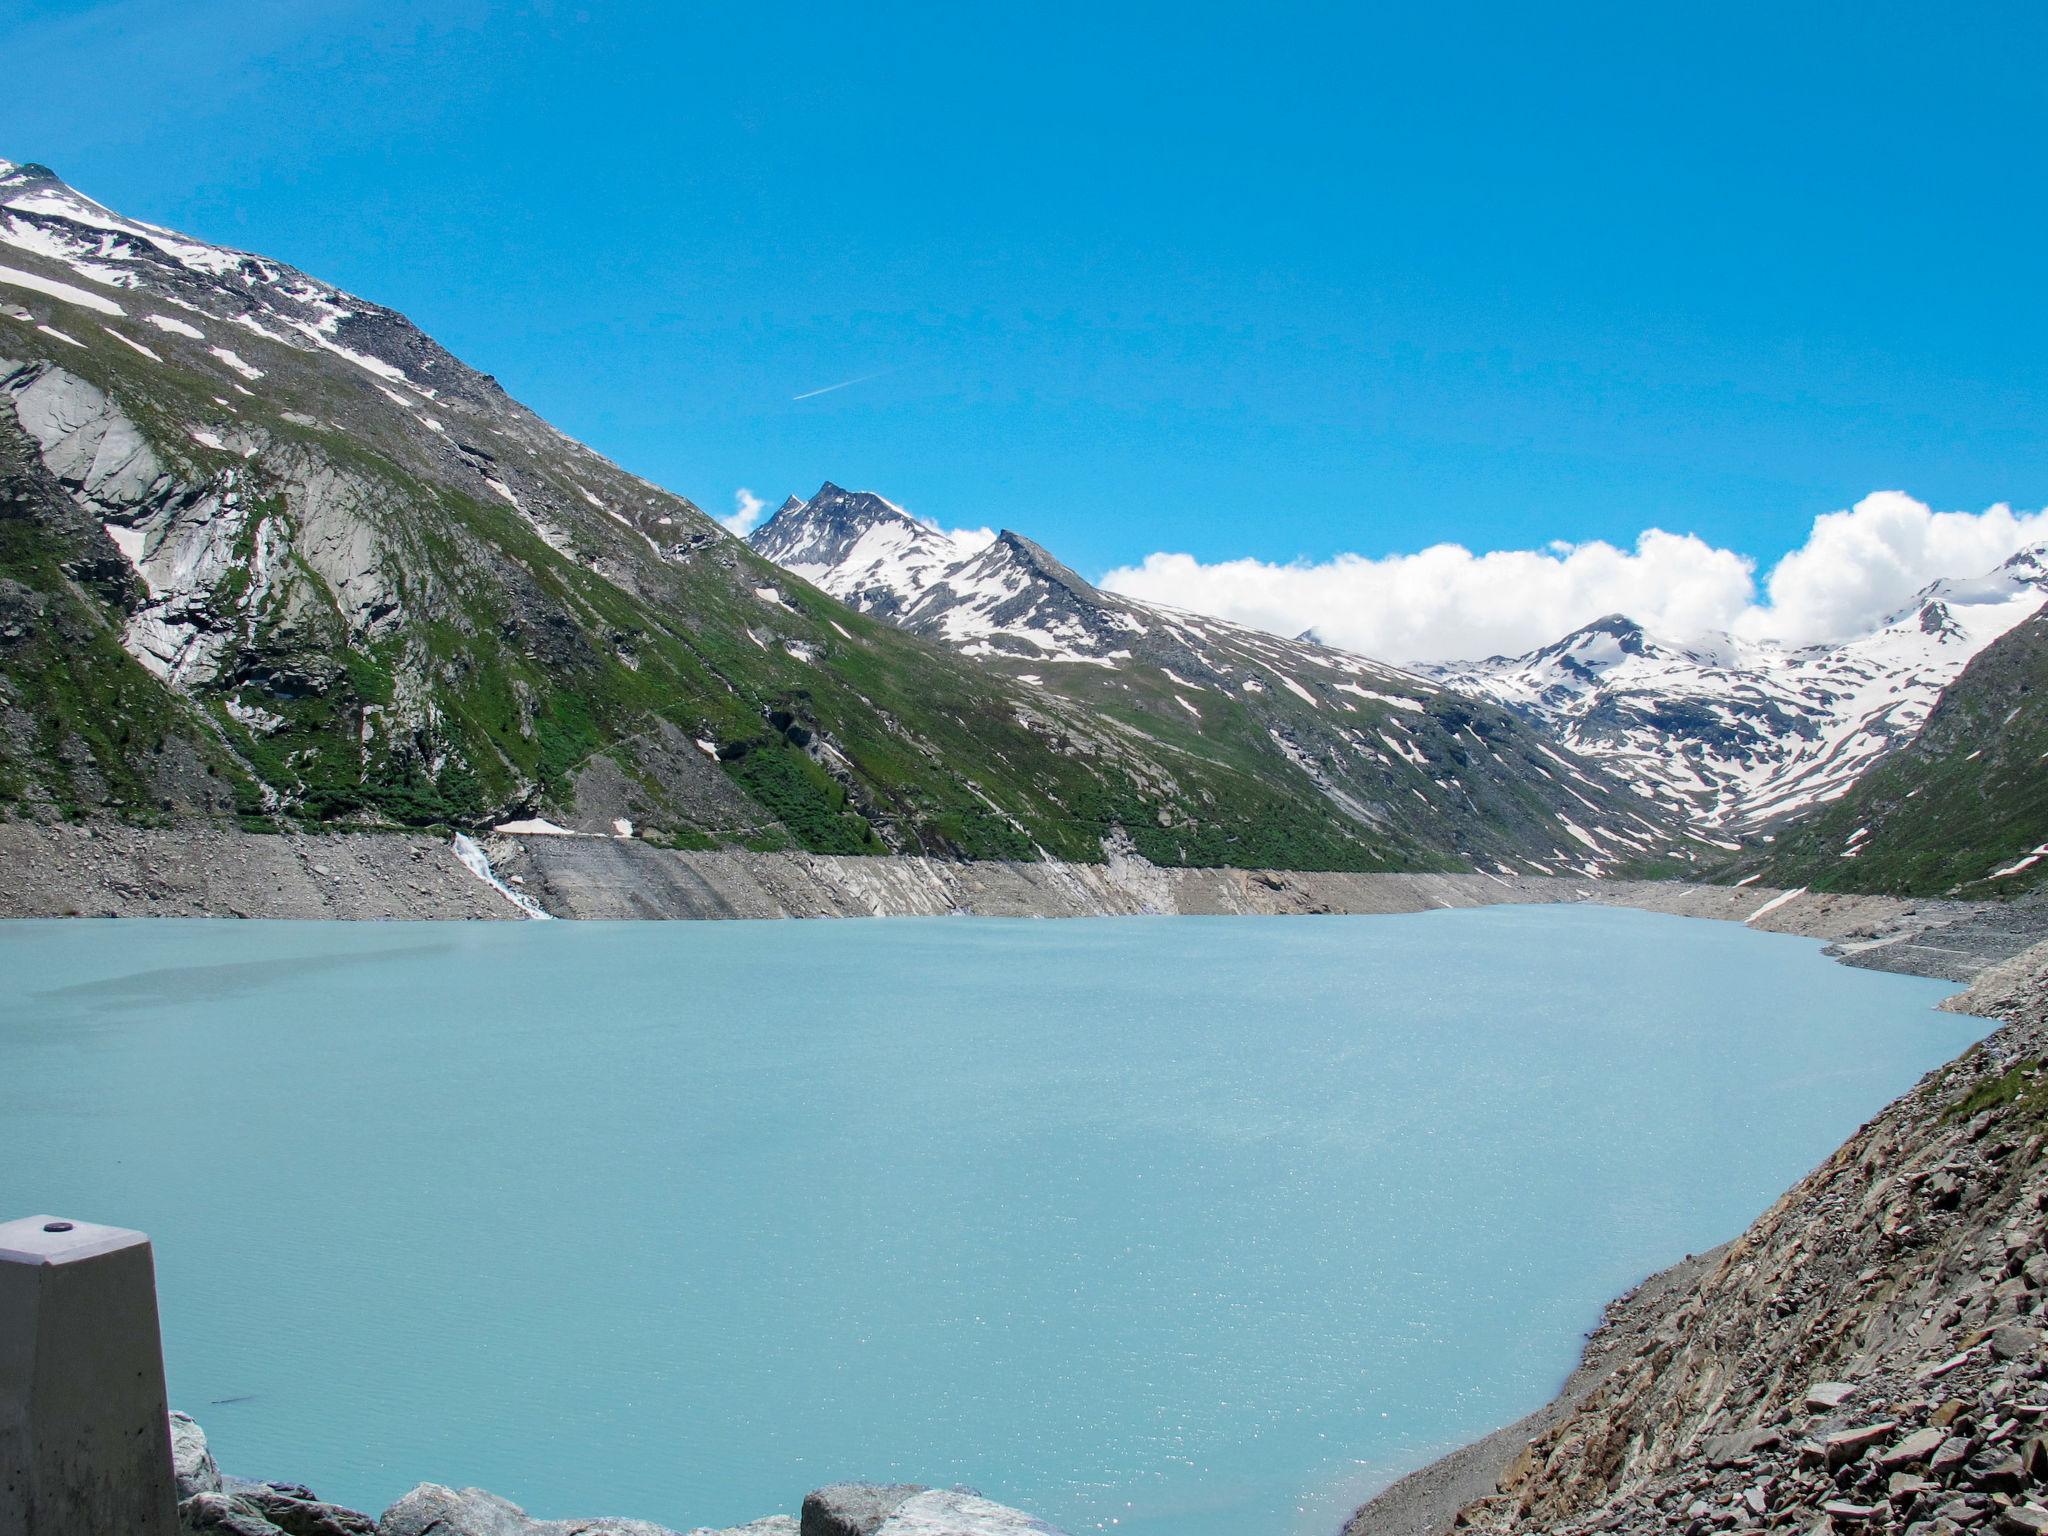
[0,907,1982,1535]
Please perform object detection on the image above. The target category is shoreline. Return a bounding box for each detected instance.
[1342,935,2048,1536]
[2,821,2044,984]
[7,822,2043,1534]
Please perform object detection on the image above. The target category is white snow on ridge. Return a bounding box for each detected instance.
[144,313,205,340]
[1430,548,2048,829]
[101,326,161,361]
[208,345,263,381]
[1744,885,1806,924]
[1334,682,1426,710]
[0,261,124,314]
[494,817,578,836]
[1990,844,2048,880]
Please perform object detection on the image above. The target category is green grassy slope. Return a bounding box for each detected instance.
[0,292,1445,870]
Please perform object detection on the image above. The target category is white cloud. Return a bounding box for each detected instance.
[721,487,768,537]
[941,524,998,555]
[1101,492,2048,663]
[1738,491,2048,645]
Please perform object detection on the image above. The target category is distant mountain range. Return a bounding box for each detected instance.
[3,153,2039,898]
[1425,546,2047,829]
[750,484,1698,875]
[0,158,1687,879]
[1734,604,2048,897]
[752,485,2048,896]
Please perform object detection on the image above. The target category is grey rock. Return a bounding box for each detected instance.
[872,1490,1068,1535]
[801,1484,929,1536]
[1705,1427,1784,1466]
[1891,1473,1937,1502]
[240,1487,377,1536]
[1808,1382,1860,1411]
[1992,1326,2042,1362]
[1964,1450,2025,1490]
[181,1491,287,1536]
[1930,1436,1973,1474]
[172,1411,224,1499]
[688,1523,798,1536]
[376,1483,683,1536]
[1826,1422,1900,1466]
[1882,1428,1952,1468]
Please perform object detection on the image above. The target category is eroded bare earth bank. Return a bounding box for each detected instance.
[5,820,2046,987]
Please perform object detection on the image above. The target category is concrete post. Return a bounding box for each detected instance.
[0,1215,178,1536]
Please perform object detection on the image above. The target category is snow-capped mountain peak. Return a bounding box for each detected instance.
[749,482,971,620]
[1430,544,2048,829]
[749,484,1693,874]
[0,160,513,417]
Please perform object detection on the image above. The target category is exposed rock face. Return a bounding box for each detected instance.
[171,1411,223,1499]
[1426,548,2048,835]
[377,1483,687,1535]
[1350,938,2048,1536]
[749,484,1694,878]
[799,1483,928,1535]
[167,1420,1059,1536]
[870,1490,1066,1534]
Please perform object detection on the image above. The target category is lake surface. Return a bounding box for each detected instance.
[0,907,1980,1535]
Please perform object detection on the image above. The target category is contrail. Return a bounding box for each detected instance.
[792,367,897,402]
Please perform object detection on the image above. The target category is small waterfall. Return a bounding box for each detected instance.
[450,833,553,920]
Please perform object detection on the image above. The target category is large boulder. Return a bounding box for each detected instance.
[874,1490,1067,1535]
[238,1485,377,1536]
[179,1483,376,1536]
[169,1415,374,1536]
[181,1491,290,1536]
[377,1483,685,1536]
[171,1411,224,1499]
[801,1484,928,1536]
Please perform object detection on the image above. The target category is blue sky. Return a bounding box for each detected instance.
[5,0,2047,652]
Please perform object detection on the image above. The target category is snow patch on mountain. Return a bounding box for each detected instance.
[1428,546,2048,828]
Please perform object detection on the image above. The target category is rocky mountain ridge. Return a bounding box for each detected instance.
[0,156,1678,878]
[1425,547,2048,832]
[1737,607,2048,899]
[749,486,2048,884]
[751,485,1698,878]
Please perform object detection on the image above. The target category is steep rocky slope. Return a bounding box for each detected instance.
[1426,548,2048,833]
[751,486,1695,877]
[1736,610,2048,900]
[1350,941,2048,1536]
[0,157,1644,877]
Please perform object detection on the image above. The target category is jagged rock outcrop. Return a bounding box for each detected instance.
[800,1483,928,1535]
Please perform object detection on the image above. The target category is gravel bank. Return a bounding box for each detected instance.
[3,823,2044,988]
